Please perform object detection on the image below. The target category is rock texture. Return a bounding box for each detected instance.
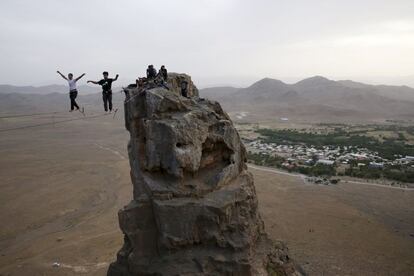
[108,74,302,276]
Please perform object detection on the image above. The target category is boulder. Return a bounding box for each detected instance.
[108,74,303,276]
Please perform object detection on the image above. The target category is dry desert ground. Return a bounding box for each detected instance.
[0,112,413,276]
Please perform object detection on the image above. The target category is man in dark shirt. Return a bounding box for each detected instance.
[146,65,157,80]
[88,71,119,112]
[158,65,168,81]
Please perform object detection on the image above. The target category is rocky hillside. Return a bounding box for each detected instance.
[200,76,414,121]
[108,74,303,275]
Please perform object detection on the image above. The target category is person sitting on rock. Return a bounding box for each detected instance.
[158,65,168,81]
[155,65,169,90]
[180,79,189,98]
[146,65,157,80]
[87,71,119,112]
[57,70,85,112]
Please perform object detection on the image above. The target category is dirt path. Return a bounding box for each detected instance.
[94,143,127,160]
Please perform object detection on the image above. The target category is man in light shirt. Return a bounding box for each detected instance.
[57,70,85,112]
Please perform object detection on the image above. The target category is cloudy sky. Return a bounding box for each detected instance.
[1,0,414,87]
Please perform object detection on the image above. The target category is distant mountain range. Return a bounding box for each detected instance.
[0,84,124,114]
[0,84,103,95]
[0,90,125,114]
[200,76,414,122]
[1,77,414,122]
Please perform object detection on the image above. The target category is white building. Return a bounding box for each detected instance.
[369,162,384,168]
[317,159,335,165]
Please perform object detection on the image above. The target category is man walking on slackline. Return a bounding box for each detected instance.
[57,70,85,112]
[88,71,119,112]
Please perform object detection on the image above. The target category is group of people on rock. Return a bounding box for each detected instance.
[136,65,169,90]
[57,65,190,113]
[145,64,167,81]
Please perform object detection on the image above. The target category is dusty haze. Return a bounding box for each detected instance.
[0,0,414,87]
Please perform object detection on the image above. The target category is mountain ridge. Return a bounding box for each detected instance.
[0,84,103,95]
[2,76,414,121]
[200,76,414,121]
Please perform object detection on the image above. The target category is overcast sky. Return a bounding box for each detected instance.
[1,0,414,88]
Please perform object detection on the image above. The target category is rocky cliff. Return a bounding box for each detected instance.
[108,74,302,276]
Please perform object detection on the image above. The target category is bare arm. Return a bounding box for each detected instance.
[57,71,67,80]
[113,74,119,81]
[87,80,99,85]
[76,73,86,82]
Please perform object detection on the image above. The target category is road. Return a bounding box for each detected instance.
[247,164,414,191]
